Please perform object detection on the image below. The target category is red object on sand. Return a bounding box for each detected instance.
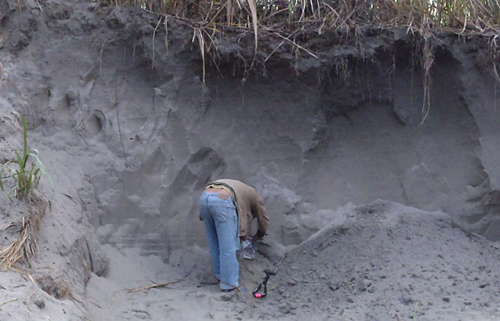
[255,293,262,298]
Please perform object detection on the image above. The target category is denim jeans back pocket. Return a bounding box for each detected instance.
[212,198,236,224]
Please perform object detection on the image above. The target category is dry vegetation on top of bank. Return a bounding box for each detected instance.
[93,0,500,80]
[98,0,500,33]
[92,0,500,123]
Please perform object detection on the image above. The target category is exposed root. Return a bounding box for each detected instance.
[127,279,183,293]
[420,37,434,125]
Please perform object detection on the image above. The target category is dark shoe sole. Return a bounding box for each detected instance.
[221,285,247,293]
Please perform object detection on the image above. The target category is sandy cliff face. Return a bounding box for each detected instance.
[2,0,500,251]
[1,1,500,319]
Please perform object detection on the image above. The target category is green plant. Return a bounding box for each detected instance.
[0,166,5,193]
[0,113,51,201]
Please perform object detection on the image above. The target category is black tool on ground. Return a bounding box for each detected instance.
[252,269,276,298]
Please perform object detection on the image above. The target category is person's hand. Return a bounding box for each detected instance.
[252,234,263,243]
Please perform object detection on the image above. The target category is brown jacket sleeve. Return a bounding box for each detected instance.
[254,195,270,235]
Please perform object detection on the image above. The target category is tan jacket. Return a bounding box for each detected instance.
[207,179,270,238]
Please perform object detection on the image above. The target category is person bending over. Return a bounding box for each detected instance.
[199,179,270,292]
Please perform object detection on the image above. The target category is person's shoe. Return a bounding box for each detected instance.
[221,285,247,293]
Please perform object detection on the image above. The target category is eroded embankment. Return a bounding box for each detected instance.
[1,1,500,321]
[1,0,500,259]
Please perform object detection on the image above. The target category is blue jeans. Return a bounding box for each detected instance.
[199,191,240,290]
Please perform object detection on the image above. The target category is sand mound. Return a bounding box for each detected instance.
[266,201,500,320]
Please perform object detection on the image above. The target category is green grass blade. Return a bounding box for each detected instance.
[21,116,28,160]
[29,153,53,189]
[0,166,4,192]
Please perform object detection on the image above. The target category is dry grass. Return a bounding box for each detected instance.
[111,279,183,300]
[0,199,46,267]
[0,298,18,308]
[0,217,41,266]
[97,0,500,33]
[95,0,500,85]
[88,0,500,121]
[126,279,183,293]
